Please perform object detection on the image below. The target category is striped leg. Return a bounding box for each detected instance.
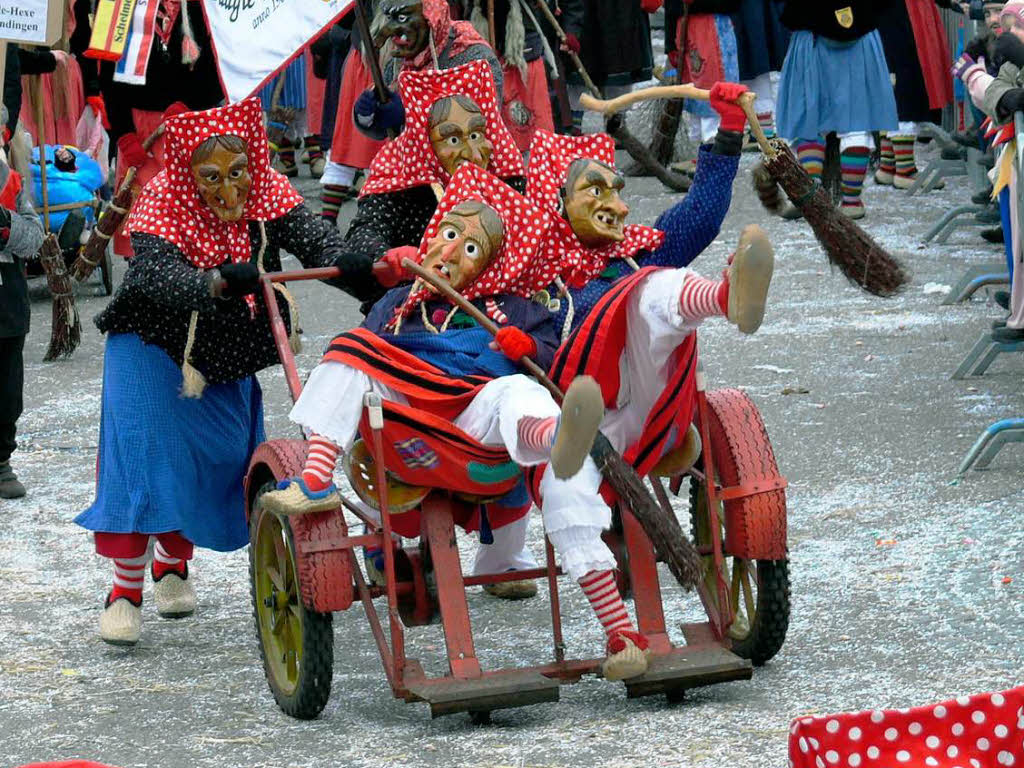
[840,146,871,219]
[302,434,340,492]
[109,553,148,606]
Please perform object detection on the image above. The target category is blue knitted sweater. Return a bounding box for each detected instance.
[553,144,739,335]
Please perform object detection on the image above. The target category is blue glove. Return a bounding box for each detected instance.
[353,88,405,141]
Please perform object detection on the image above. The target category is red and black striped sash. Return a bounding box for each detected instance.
[322,328,492,422]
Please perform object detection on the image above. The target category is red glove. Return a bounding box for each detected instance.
[709,82,748,133]
[163,102,190,121]
[641,0,663,12]
[561,33,581,54]
[373,245,418,288]
[86,95,110,129]
[492,326,536,361]
[117,133,149,169]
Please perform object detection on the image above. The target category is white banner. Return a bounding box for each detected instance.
[201,0,354,104]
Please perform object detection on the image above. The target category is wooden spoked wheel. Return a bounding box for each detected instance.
[250,483,333,719]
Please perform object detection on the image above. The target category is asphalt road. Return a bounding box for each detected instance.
[0,142,1021,768]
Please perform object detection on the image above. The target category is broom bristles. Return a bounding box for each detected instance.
[39,235,82,361]
[764,140,909,297]
[751,161,785,215]
[591,434,703,590]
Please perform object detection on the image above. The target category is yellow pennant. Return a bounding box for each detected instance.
[86,0,138,62]
[835,6,855,29]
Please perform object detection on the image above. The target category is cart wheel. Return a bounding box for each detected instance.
[689,474,789,666]
[250,483,333,719]
[100,242,113,296]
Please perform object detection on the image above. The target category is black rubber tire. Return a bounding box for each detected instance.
[250,482,334,719]
[687,475,790,666]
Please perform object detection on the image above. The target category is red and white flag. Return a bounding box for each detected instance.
[199,0,353,104]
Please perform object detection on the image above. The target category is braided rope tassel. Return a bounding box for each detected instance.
[180,310,207,398]
[555,276,574,342]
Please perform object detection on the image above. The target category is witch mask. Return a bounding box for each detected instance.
[561,158,629,248]
[428,95,494,177]
[419,200,504,292]
[190,135,252,223]
[375,0,429,59]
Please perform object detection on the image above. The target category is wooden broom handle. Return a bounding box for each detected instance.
[581,87,777,158]
[402,259,565,401]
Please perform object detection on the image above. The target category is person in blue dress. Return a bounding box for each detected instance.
[76,97,368,646]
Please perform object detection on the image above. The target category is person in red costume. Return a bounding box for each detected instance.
[320,0,501,223]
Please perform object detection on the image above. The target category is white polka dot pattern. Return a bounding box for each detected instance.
[788,686,1024,768]
[389,163,560,327]
[523,129,665,286]
[127,96,304,272]
[360,60,524,197]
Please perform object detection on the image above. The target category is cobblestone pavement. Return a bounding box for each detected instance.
[0,141,1021,768]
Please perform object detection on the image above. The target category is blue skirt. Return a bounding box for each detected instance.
[75,333,265,552]
[776,30,898,140]
[258,55,308,111]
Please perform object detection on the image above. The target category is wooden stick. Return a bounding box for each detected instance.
[530,0,601,98]
[582,87,778,159]
[487,0,497,49]
[31,76,51,233]
[354,0,390,103]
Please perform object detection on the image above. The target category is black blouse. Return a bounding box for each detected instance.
[95,205,363,384]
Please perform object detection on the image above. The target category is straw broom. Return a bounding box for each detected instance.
[582,85,910,298]
[399,259,703,590]
[39,234,81,361]
[72,125,165,282]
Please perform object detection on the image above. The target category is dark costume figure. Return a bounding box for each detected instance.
[76,98,362,646]
[775,0,900,218]
[875,0,954,187]
[460,0,556,149]
[732,0,790,140]
[568,0,655,126]
[0,109,46,499]
[322,0,500,222]
[341,60,526,313]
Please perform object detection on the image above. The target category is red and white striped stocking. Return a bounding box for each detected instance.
[302,434,340,492]
[678,271,728,325]
[517,416,558,454]
[109,554,147,605]
[152,540,187,581]
[578,569,634,638]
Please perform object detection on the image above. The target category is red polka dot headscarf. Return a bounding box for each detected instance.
[789,685,1024,768]
[525,129,665,287]
[127,96,304,270]
[360,59,525,198]
[388,162,565,330]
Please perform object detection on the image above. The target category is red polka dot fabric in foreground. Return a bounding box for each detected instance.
[789,686,1024,768]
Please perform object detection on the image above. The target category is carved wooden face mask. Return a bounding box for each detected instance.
[190,138,251,223]
[375,0,429,59]
[562,159,629,248]
[419,203,502,292]
[429,97,494,177]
